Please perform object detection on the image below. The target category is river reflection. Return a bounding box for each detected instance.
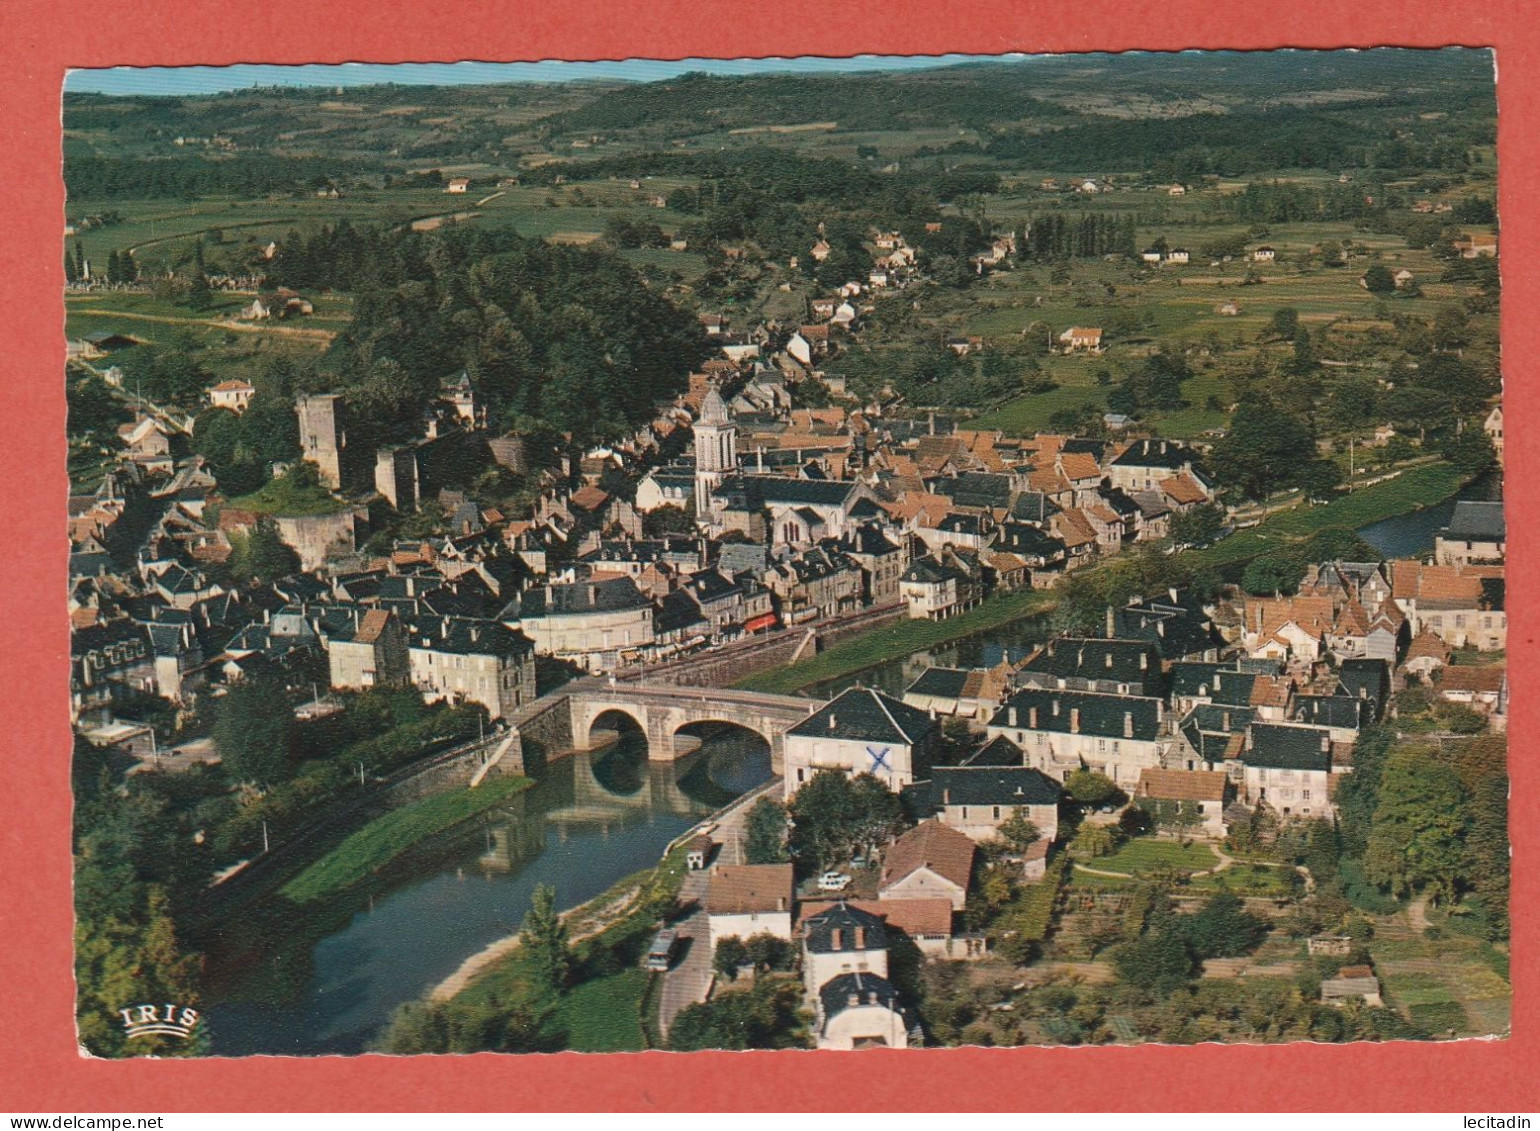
[203,726,771,1056]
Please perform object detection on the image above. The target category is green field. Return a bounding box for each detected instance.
[552,968,650,1052]
[281,775,533,904]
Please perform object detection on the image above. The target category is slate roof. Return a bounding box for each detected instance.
[904,667,971,700]
[934,472,1014,510]
[802,902,889,954]
[1242,723,1334,771]
[1337,658,1391,716]
[819,972,907,1024]
[797,898,953,939]
[789,687,939,747]
[511,575,651,618]
[902,556,973,585]
[1444,500,1505,543]
[734,474,860,508]
[405,615,535,659]
[656,589,708,635]
[1168,662,1256,706]
[1293,695,1370,731]
[963,734,1028,766]
[931,765,1062,807]
[1020,637,1161,688]
[991,687,1163,741]
[996,522,1067,561]
[1110,438,1197,471]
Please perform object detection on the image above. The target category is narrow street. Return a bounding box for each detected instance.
[656,779,771,1040]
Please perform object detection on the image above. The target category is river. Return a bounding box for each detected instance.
[202,725,772,1056]
[1355,469,1502,559]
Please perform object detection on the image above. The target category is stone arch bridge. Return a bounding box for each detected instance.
[507,678,818,775]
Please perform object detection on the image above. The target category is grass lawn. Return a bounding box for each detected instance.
[1188,461,1468,571]
[1090,838,1220,876]
[1189,862,1298,897]
[228,473,351,517]
[732,587,1056,695]
[281,775,533,904]
[554,968,650,1052]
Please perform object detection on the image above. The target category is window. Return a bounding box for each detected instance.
[1302,789,1311,800]
[993,806,1001,820]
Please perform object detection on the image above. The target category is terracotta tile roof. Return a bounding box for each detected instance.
[1058,452,1102,481]
[881,821,975,892]
[1028,466,1073,495]
[1088,504,1121,526]
[569,486,610,511]
[353,608,393,645]
[1137,768,1230,803]
[1333,598,1370,637]
[706,864,794,915]
[1249,677,1294,709]
[1159,473,1208,506]
[1391,561,1487,606]
[1248,596,1335,642]
[1439,665,1505,694]
[1054,509,1098,549]
[1405,630,1453,662]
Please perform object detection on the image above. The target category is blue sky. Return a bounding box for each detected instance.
[65,54,1044,97]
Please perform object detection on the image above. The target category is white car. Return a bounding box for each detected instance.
[818,871,852,892]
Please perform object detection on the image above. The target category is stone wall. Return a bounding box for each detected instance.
[275,507,368,571]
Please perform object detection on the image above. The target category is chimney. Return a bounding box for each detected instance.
[1106,605,1116,637]
[943,788,951,805]
[1052,699,1060,717]
[828,713,837,731]
[1009,707,1018,727]
[1222,710,1231,731]
[1321,735,1330,753]
[855,927,866,949]
[1029,706,1038,728]
[1070,708,1081,734]
[1124,711,1134,738]
[831,928,843,950]
[1104,652,1113,669]
[1140,652,1148,671]
[1169,587,1179,603]
[1214,672,1222,690]
[1156,620,1165,638]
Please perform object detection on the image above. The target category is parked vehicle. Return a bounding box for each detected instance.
[818,871,852,892]
[645,928,679,971]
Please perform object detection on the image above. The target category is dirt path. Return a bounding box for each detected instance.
[73,307,336,344]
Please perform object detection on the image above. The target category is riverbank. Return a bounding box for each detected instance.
[281,773,533,904]
[1187,461,1469,572]
[733,586,1058,695]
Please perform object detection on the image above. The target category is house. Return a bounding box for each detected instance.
[706,864,795,947]
[1252,246,1276,263]
[1453,233,1497,258]
[445,177,471,194]
[902,665,1012,722]
[1168,183,1188,196]
[1321,967,1383,1008]
[327,607,410,691]
[1017,636,1164,697]
[1058,326,1104,353]
[927,762,1063,845]
[1437,665,1506,714]
[504,573,655,673]
[1390,560,1506,651]
[117,416,173,469]
[1236,723,1338,820]
[1135,768,1232,837]
[802,902,889,995]
[208,378,256,413]
[686,835,715,870]
[783,686,941,797]
[879,821,975,911]
[1484,405,1503,464]
[899,550,982,620]
[988,687,1166,788]
[1394,268,1415,289]
[798,897,957,958]
[1165,248,1190,265]
[405,615,537,720]
[1402,630,1453,678]
[1216,300,1241,317]
[1435,501,1505,567]
[1141,248,1164,265]
[1107,438,1207,496]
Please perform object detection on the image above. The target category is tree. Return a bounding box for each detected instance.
[228,518,301,586]
[713,935,749,981]
[1297,459,1343,502]
[743,932,794,973]
[1065,769,1122,809]
[1363,747,1470,904]
[1071,823,1121,859]
[1180,893,1269,959]
[520,883,572,992]
[1114,929,1192,991]
[667,979,806,1051]
[995,810,1042,856]
[1267,307,1300,340]
[1363,264,1397,294]
[743,797,789,864]
[1210,397,1316,501]
[788,770,904,869]
[1242,552,1307,597]
[212,667,293,786]
[1170,502,1226,548]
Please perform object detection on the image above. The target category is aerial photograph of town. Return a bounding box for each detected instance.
[64,47,1508,1058]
